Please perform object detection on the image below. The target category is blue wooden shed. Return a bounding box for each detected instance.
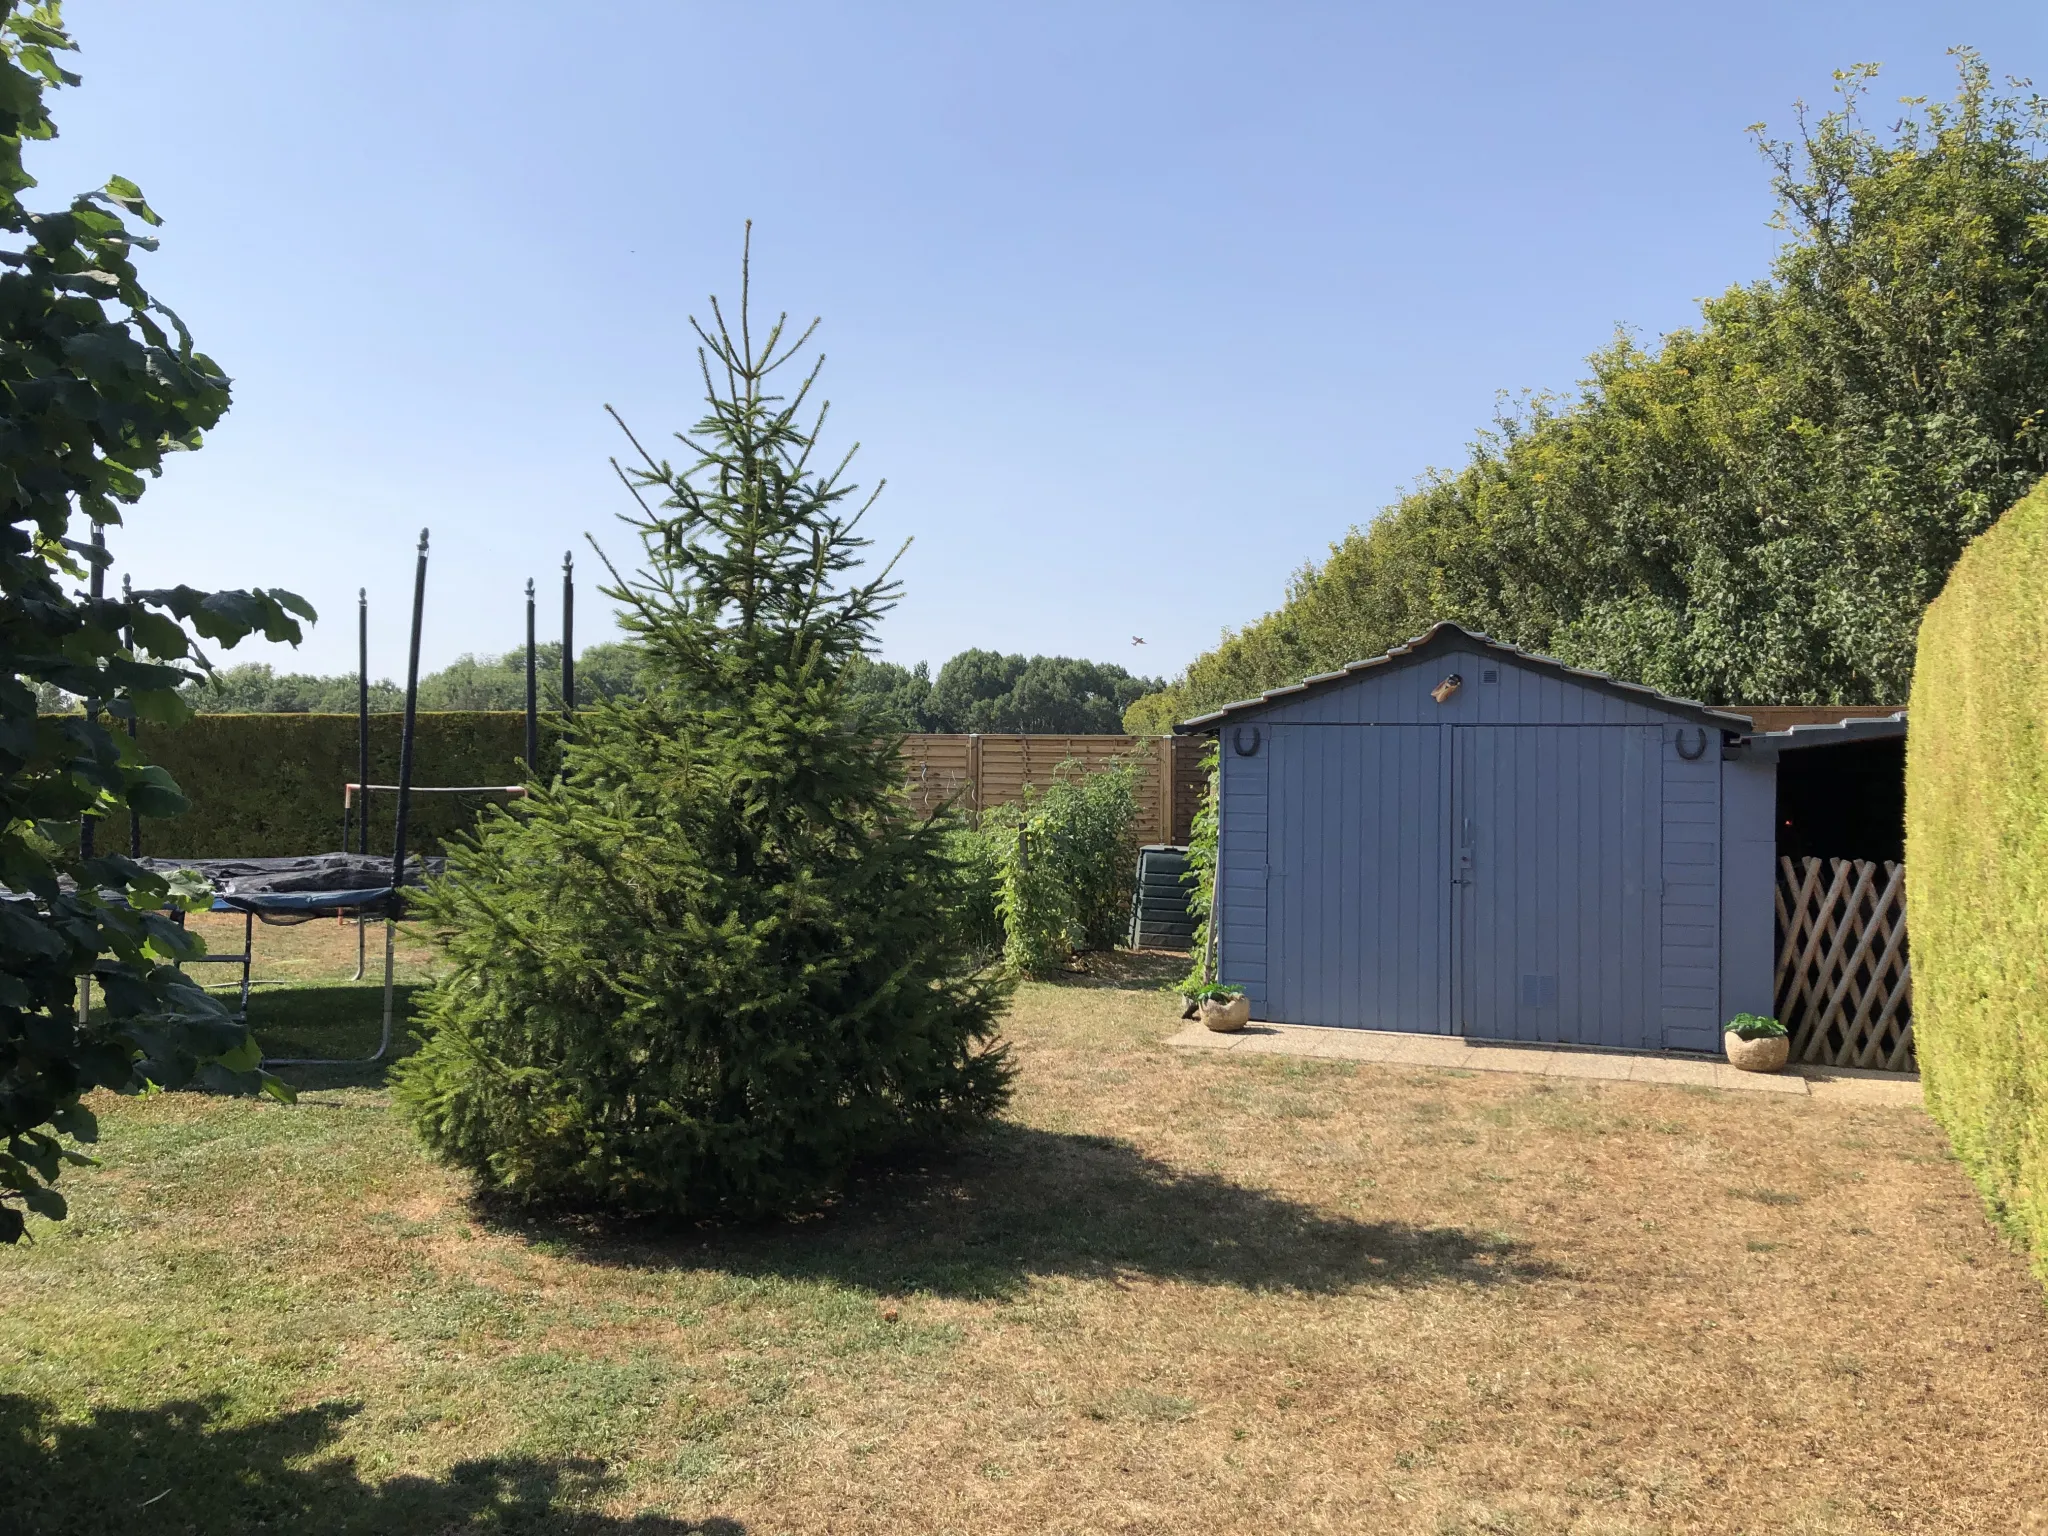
[1177,623,1777,1052]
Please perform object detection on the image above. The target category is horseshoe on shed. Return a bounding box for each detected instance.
[1674,726,1709,761]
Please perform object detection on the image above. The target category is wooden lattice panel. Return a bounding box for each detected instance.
[1774,856,1914,1071]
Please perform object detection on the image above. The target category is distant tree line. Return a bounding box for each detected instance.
[43,640,1161,735]
[130,641,651,714]
[1126,56,2048,729]
[843,650,1161,733]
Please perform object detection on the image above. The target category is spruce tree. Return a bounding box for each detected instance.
[393,244,1013,1218]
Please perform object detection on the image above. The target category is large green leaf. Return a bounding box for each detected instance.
[0,1,310,1242]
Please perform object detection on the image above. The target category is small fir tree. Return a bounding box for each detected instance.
[393,244,1013,1218]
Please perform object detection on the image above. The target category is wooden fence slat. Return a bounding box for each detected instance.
[892,733,1198,846]
[1843,863,1909,1068]
[1774,854,1824,1028]
[1817,861,1884,1049]
[1789,855,1842,1035]
[1859,863,1908,1068]
[1879,965,1915,1072]
[1774,853,1914,1073]
[1786,858,1856,1062]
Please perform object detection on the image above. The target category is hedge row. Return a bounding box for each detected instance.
[1907,478,2048,1288]
[105,712,562,859]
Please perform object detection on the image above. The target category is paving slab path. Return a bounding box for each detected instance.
[1167,1020,1922,1106]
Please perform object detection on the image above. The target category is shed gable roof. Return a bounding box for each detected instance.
[1173,622,1754,733]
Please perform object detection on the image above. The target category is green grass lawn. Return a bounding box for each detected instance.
[6,920,2048,1533]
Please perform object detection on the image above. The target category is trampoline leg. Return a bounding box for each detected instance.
[238,908,254,1017]
[353,914,367,982]
[375,918,395,1061]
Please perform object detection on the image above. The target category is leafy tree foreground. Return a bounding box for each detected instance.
[393,244,1013,1219]
[0,3,311,1253]
[0,2,308,1241]
[1129,53,2048,727]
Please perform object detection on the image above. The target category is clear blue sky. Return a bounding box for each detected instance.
[37,2,2048,683]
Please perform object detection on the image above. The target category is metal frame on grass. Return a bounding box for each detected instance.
[262,529,435,1068]
[185,532,575,1068]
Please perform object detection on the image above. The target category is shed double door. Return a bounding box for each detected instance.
[1265,724,1663,1046]
[1267,724,1453,1032]
[1453,726,1664,1048]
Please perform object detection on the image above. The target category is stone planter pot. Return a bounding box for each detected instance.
[1725,1031,1790,1073]
[1199,995,1251,1033]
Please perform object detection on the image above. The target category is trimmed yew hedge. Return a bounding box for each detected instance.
[1907,478,2048,1287]
[112,712,560,858]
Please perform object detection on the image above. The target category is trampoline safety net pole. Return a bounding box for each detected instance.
[386,529,429,1054]
[525,576,538,771]
[356,588,370,856]
[561,549,574,715]
[355,586,370,981]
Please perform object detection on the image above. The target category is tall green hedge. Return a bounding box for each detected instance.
[97,713,561,858]
[1907,478,2048,1285]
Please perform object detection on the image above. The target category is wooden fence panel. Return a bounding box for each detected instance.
[898,735,974,821]
[1168,734,1209,846]
[894,734,1206,845]
[1774,855,1914,1071]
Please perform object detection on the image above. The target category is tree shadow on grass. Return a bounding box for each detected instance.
[488,1123,1557,1301]
[0,1394,736,1536]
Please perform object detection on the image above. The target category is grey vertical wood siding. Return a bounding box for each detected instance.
[1453,725,1662,1048]
[1267,724,1450,1031]
[1215,730,1270,1014]
[1207,642,1737,1051]
[1718,752,1777,1026]
[1659,725,1722,1049]
[1246,646,1681,727]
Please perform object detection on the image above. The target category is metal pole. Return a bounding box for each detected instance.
[357,588,370,855]
[80,526,104,864]
[355,588,371,980]
[123,574,139,858]
[560,550,574,715]
[524,577,538,770]
[378,915,395,1061]
[390,531,428,915]
[374,546,425,1063]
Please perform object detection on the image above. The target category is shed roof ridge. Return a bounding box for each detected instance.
[1174,620,1755,732]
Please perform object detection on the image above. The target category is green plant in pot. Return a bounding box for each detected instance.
[1724,1013,1790,1073]
[1183,981,1250,1033]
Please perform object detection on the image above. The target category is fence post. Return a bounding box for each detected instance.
[967,733,982,818]
[1158,735,1174,848]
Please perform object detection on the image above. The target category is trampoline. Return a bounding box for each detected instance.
[153,529,568,1067]
[48,527,573,1068]
[142,852,440,1064]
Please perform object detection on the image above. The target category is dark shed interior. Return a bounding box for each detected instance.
[1774,737,1905,865]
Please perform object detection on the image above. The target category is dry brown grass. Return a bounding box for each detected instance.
[4,949,2046,1534]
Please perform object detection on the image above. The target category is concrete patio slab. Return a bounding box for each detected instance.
[1167,1021,1920,1105]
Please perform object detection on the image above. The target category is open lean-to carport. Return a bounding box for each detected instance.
[1179,622,1777,1053]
